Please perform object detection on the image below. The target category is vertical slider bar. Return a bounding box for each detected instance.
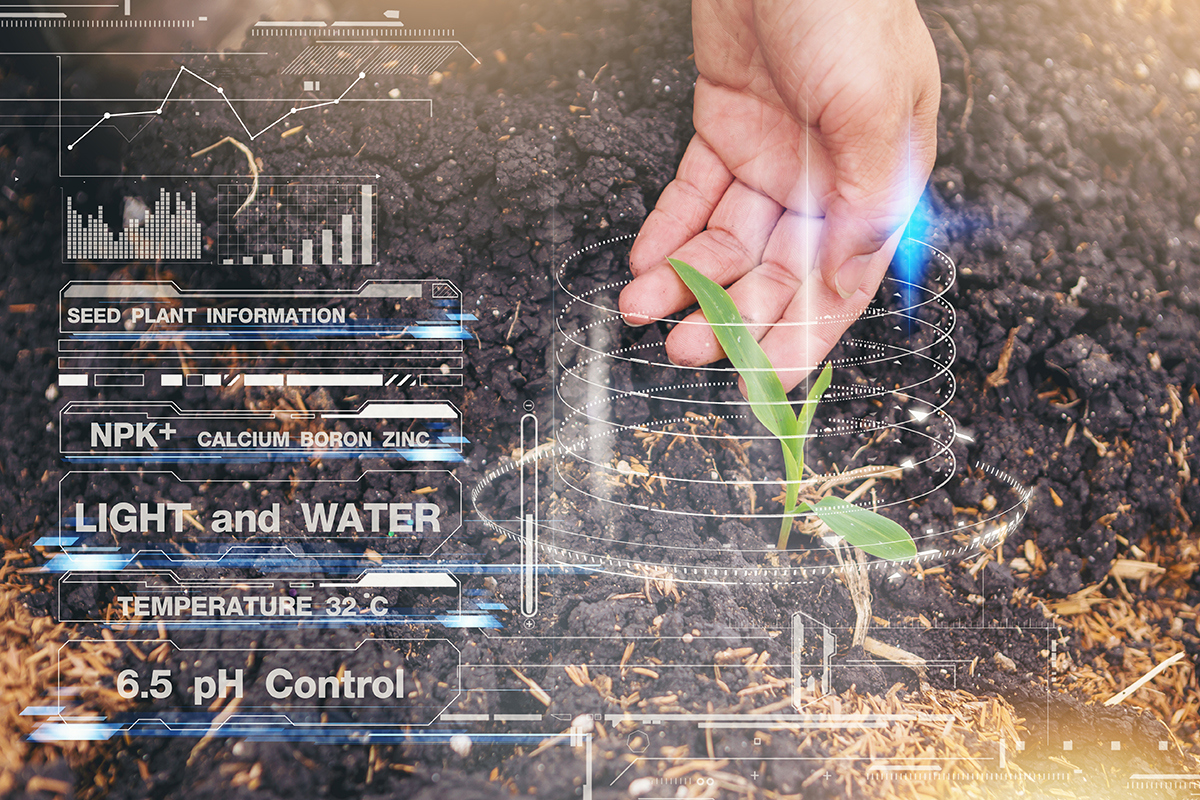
[322,229,333,265]
[583,737,593,800]
[340,214,352,264]
[792,611,804,708]
[361,185,372,264]
[302,239,313,265]
[821,627,836,695]
[519,413,538,617]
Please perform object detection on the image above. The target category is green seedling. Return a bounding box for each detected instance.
[667,258,918,562]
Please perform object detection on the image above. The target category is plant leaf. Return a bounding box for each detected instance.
[667,258,795,439]
[812,496,918,562]
[777,443,802,549]
[795,363,833,441]
[787,362,833,478]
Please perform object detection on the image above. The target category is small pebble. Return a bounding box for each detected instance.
[628,778,656,796]
[1183,68,1200,93]
[994,652,1018,673]
[449,734,472,757]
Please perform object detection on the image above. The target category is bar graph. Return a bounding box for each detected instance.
[218,182,375,266]
[65,190,201,261]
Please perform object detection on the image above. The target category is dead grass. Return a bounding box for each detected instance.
[617,682,1027,799]
[1050,527,1200,758]
[0,551,128,797]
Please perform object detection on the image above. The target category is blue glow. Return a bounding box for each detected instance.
[118,614,462,630]
[44,553,131,572]
[64,449,464,464]
[34,537,78,547]
[20,706,66,716]
[46,549,596,577]
[111,725,570,745]
[894,199,933,283]
[435,614,502,628]
[30,722,121,742]
[407,325,471,340]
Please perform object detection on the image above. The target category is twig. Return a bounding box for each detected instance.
[191,135,259,216]
[510,668,552,706]
[863,637,927,674]
[506,300,521,341]
[619,641,635,678]
[817,466,902,497]
[1104,651,1186,706]
[986,326,1020,389]
[842,477,877,505]
[834,541,872,649]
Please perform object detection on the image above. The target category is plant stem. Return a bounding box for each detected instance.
[777,439,801,550]
[778,505,793,551]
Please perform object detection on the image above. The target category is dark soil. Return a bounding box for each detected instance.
[2,0,1199,797]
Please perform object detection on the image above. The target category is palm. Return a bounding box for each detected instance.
[619,0,939,390]
[689,0,840,218]
[693,79,832,216]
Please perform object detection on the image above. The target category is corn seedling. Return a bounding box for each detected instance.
[667,257,917,562]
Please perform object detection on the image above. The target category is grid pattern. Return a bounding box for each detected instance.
[218,183,375,267]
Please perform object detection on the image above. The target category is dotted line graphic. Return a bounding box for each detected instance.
[471,237,1029,583]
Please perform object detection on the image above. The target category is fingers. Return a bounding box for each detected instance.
[758,228,903,392]
[815,198,896,299]
[667,220,902,395]
[811,11,942,299]
[664,209,819,366]
[628,134,734,277]
[619,178,783,327]
[814,84,939,297]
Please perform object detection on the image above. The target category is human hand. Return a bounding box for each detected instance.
[619,0,940,390]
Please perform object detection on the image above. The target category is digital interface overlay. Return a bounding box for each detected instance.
[2,1,1198,798]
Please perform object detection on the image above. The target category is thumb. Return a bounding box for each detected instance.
[815,85,939,299]
[816,197,898,300]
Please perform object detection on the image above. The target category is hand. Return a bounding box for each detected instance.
[619,0,940,390]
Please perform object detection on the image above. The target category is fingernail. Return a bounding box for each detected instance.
[834,255,873,300]
[620,304,651,326]
[618,284,651,326]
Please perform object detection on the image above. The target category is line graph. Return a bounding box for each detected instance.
[66,66,368,151]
